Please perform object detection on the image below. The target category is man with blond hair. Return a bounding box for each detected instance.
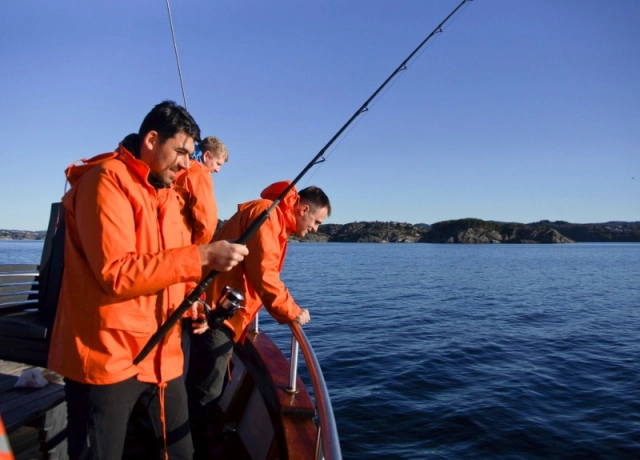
[175,135,229,244]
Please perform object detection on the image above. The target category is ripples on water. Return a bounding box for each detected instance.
[268,243,640,459]
[3,241,638,458]
[0,240,44,265]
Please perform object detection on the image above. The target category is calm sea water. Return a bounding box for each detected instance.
[2,241,639,459]
[275,243,640,459]
[0,240,44,264]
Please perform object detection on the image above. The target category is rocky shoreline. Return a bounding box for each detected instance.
[291,218,640,244]
[0,230,46,241]
[3,218,639,244]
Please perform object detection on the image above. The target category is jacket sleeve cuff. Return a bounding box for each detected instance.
[170,244,203,282]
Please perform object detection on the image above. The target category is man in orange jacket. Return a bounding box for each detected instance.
[185,181,330,457]
[174,135,229,245]
[174,135,229,378]
[47,101,248,460]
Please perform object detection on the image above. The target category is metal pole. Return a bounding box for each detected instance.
[252,310,259,333]
[286,334,300,394]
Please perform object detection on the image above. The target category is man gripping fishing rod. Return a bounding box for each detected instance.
[185,181,331,458]
[48,101,248,460]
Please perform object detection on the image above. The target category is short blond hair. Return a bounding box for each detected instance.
[200,136,228,162]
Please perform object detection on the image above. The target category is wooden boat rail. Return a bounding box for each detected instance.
[251,315,342,460]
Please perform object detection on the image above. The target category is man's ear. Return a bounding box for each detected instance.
[202,150,211,160]
[142,130,159,151]
[299,203,310,215]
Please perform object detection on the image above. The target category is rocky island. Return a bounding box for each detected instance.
[291,218,640,244]
[0,230,46,241]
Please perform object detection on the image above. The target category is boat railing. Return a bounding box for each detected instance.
[250,314,342,460]
[0,265,39,311]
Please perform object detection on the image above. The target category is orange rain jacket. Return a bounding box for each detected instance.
[174,160,218,245]
[48,141,203,385]
[206,181,301,342]
[0,413,14,460]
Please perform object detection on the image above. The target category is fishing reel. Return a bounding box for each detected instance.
[198,286,245,330]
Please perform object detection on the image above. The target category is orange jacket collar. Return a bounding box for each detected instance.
[64,143,152,188]
[259,181,299,234]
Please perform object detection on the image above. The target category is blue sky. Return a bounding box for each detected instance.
[1,0,638,230]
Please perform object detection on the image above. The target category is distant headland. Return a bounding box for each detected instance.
[2,219,639,244]
[291,218,640,244]
[0,230,46,241]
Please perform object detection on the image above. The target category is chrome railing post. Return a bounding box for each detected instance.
[250,310,259,334]
[315,425,323,460]
[286,333,299,393]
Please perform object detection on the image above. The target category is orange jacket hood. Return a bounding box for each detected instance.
[257,180,299,235]
[65,137,149,189]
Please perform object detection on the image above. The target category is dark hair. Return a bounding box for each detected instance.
[138,100,201,145]
[298,186,331,216]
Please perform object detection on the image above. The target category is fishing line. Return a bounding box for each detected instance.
[297,114,369,189]
[301,2,472,189]
[135,0,473,364]
[165,0,188,110]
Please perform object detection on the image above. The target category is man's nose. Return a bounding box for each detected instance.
[178,155,189,170]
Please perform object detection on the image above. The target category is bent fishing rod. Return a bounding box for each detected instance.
[134,0,471,364]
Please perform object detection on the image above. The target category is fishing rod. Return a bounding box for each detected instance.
[134,0,471,364]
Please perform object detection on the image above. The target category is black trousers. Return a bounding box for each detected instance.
[64,376,193,460]
[185,325,234,459]
[185,325,234,417]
